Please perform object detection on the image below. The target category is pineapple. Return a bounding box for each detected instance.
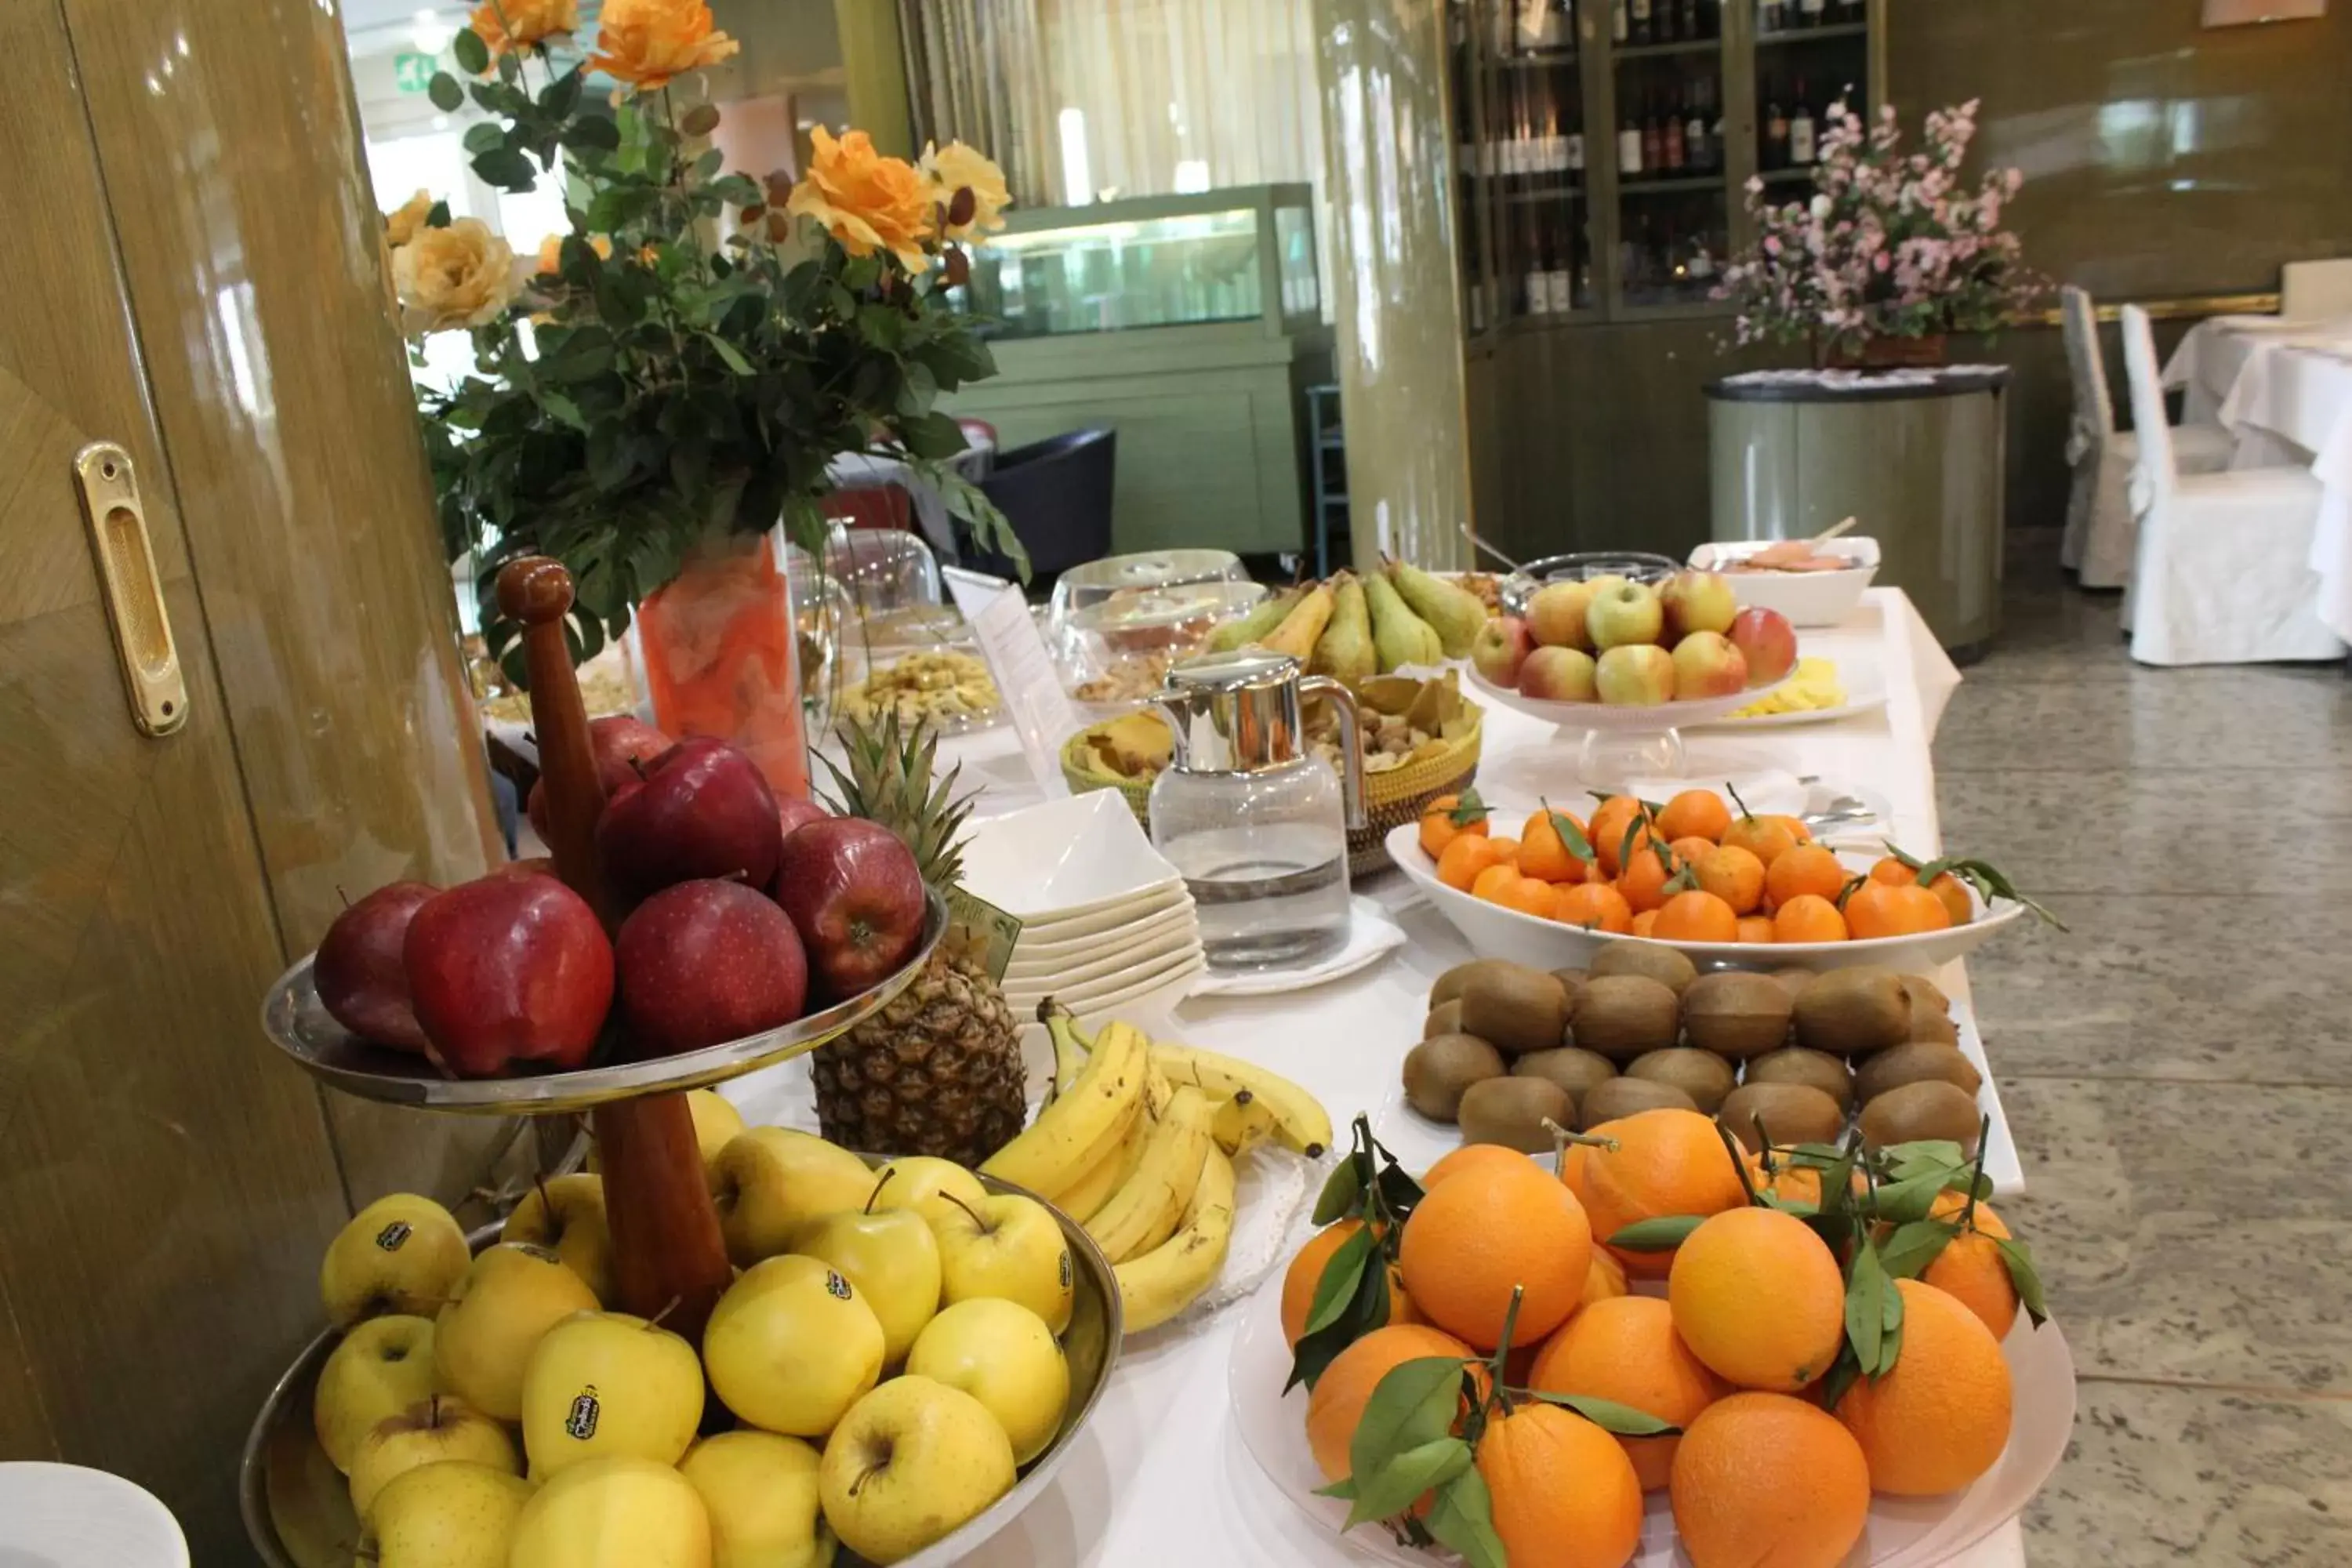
[806,713,1029,1165]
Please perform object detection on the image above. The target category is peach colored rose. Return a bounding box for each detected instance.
[393,218,520,332]
[786,127,931,272]
[469,0,579,60]
[534,232,614,273]
[920,141,1011,241]
[587,0,740,94]
[384,189,435,248]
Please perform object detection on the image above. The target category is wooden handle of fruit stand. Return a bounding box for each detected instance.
[496,557,734,1341]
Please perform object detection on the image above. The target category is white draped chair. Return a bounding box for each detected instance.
[2281,260,2352,321]
[2059,286,2233,587]
[2118,305,2345,666]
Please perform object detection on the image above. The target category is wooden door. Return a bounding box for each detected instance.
[0,3,357,1551]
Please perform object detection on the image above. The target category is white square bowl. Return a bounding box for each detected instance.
[1008,895,1197,966]
[1005,919,1203,993]
[1689,536,1881,627]
[960,790,1182,920]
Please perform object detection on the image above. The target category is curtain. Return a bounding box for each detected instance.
[898,0,1062,208]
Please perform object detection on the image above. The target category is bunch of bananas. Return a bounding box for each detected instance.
[980,1008,1333,1334]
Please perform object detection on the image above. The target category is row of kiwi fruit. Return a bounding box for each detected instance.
[1402,945,1985,1158]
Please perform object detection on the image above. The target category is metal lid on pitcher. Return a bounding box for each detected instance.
[1156,649,1306,775]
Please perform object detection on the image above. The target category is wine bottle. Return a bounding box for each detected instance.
[1759,0,1784,33]
[1763,86,1789,169]
[1789,76,1817,165]
[1631,0,1653,45]
[1566,124,1587,174]
[1618,96,1645,174]
[1548,220,1575,313]
[1642,93,1664,173]
[1679,0,1700,41]
[1685,78,1710,170]
[1663,89,1686,171]
[1524,214,1551,316]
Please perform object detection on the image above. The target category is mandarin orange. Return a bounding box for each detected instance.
[1529,1295,1728,1490]
[1737,914,1777,944]
[1763,844,1847,909]
[1588,796,1649,878]
[1616,843,1682,913]
[1656,789,1733,844]
[1471,862,1522,902]
[1576,1109,1751,1279]
[1721,813,1797,868]
[1305,1323,1479,1484]
[1418,793,1490,858]
[1921,1192,2019,1341]
[1398,1159,1593,1351]
[1693,844,1766,913]
[1436,833,1505,891]
[1668,1207,1847,1391]
[1654,890,1740,942]
[1844,879,1953,939]
[1478,1402,1645,1568]
[1834,1279,2013,1495]
[1771,894,1848,944]
[1519,808,1592,884]
[1556,882,1635,934]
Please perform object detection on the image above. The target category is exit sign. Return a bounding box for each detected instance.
[393,52,438,93]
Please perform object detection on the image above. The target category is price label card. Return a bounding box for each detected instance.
[945,566,1077,799]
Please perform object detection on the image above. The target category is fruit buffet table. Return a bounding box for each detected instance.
[724,585,2031,1568]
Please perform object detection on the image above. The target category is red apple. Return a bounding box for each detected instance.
[597,737,784,902]
[615,880,809,1055]
[771,819,928,999]
[1470,616,1534,688]
[1525,581,1598,651]
[527,715,671,841]
[1594,644,1677,706]
[1670,630,1750,699]
[1729,606,1798,688]
[1517,644,1599,702]
[1660,569,1740,641]
[770,797,831,898]
[315,881,437,1053]
[403,873,614,1076]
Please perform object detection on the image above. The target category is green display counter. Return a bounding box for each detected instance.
[1707,368,2011,659]
[942,186,1330,558]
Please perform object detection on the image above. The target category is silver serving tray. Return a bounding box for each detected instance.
[241,1167,1123,1568]
[258,891,948,1115]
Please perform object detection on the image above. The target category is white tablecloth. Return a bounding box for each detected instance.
[728,588,2028,1568]
[2163,317,2352,641]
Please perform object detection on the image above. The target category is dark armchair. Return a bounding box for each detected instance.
[967,426,1116,583]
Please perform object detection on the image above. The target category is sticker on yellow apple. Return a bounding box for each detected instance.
[520,1309,706,1479]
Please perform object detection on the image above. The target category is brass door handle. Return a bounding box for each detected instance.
[74,442,187,736]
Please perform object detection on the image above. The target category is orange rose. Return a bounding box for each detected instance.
[920,141,1011,241]
[786,127,931,272]
[384,189,435,248]
[587,0,741,94]
[534,233,615,273]
[392,218,520,333]
[468,0,579,60]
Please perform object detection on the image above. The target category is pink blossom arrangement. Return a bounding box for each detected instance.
[1719,100,2041,362]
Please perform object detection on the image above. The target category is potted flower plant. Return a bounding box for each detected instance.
[1719,99,2039,369]
[386,0,1021,800]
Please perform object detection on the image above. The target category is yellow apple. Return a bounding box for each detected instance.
[819,1377,1014,1564]
[500,1174,615,1304]
[866,1156,989,1233]
[678,1430,833,1568]
[712,1129,877,1266]
[702,1255,884,1438]
[587,1089,745,1185]
[508,1454,713,1568]
[929,1193,1074,1334]
[314,1313,436,1472]
[358,1459,532,1568]
[906,1298,1069,1465]
[347,1395,518,1521]
[434,1242,600,1421]
[520,1310,705,1479]
[791,1204,940,1364]
[319,1192,470,1328]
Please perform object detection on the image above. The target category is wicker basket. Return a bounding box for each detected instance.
[1060,709,1483,880]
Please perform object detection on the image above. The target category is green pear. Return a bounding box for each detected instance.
[906,1298,1071,1465]
[358,1460,532,1568]
[1363,570,1445,672]
[314,1313,437,1472]
[318,1192,470,1328]
[702,1255,885,1438]
[520,1310,706,1479]
[500,1174,615,1304]
[1387,559,1488,657]
[1308,575,1377,684]
[792,1176,942,1363]
[347,1395,518,1523]
[713,1128,879,1267]
[680,1431,833,1568]
[1203,587,1298,654]
[508,1455,713,1568]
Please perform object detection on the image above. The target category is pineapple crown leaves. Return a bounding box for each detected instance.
[818,710,975,891]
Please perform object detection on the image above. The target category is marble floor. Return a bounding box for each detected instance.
[1936,531,2352,1566]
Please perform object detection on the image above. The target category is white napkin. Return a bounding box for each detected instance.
[1188,896,1406,997]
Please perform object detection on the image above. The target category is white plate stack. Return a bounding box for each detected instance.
[959,792,1206,1026]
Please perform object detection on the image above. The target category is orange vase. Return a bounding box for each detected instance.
[633,532,810,801]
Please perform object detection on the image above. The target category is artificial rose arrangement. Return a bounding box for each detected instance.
[1718,99,2041,365]
[387,0,1018,677]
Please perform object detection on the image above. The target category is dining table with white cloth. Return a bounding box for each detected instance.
[722,586,2037,1568]
[2163,315,2352,642]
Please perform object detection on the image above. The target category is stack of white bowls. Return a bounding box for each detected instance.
[960,792,1206,1024]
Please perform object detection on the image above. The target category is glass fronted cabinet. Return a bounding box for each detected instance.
[1447,0,1883,331]
[956,185,1319,342]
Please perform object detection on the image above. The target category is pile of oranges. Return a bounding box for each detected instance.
[1286,1112,2024,1568]
[1417,786,1973,945]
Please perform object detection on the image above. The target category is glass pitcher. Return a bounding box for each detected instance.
[1149,650,1367,973]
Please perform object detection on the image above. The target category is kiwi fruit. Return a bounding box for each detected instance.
[1679,971,1796,1060]
[1588,942,1699,996]
[1743,1047,1855,1111]
[1457,965,1573,1056]
[1432,958,1523,1007]
[1899,976,1958,1047]
[1625,1048,1737,1114]
[1512,1048,1617,1120]
[1855,1042,1984,1106]
[1791,967,1911,1058]
[1577,1076,1698,1130]
[1716,1082,1845,1152]
[1568,975,1682,1062]
[1457,1076,1573,1152]
[1403,1033,1509,1122]
[1859,1080,1982,1152]
[1424,1000,1465,1040]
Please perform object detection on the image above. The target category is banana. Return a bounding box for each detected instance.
[1114,1145,1236,1334]
[1053,1069,1169,1222]
[1209,1089,1281,1158]
[1147,1044,1333,1159]
[982,1018,1149,1197]
[1087,1086,1215,1263]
